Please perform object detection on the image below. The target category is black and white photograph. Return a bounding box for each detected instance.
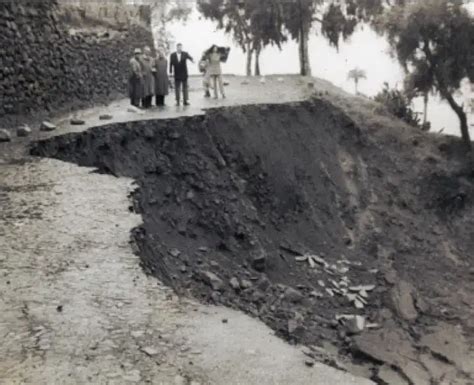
[1,0,473,384]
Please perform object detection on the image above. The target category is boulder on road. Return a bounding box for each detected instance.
[17,125,32,137]
[0,129,12,142]
[40,121,56,132]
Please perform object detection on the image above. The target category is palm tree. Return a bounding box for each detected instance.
[347,68,367,94]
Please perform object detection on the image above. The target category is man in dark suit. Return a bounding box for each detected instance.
[169,43,194,106]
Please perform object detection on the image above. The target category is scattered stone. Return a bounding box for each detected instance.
[301,346,315,358]
[17,125,32,137]
[241,80,250,85]
[305,360,315,367]
[141,346,159,357]
[277,77,284,83]
[127,106,142,113]
[229,277,240,291]
[343,315,365,334]
[309,290,323,298]
[40,121,56,132]
[240,279,252,289]
[391,280,418,321]
[325,288,334,297]
[349,284,376,292]
[201,271,225,291]
[283,287,304,303]
[0,129,11,142]
[295,254,326,269]
[260,77,266,84]
[168,248,181,258]
[288,319,299,334]
[222,318,228,324]
[70,118,85,125]
[99,114,113,120]
[251,249,266,272]
[131,330,145,338]
[257,276,271,291]
[56,305,63,312]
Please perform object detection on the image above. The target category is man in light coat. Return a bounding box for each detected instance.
[129,48,143,108]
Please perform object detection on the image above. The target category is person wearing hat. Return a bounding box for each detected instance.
[140,46,155,109]
[129,48,143,107]
[153,50,170,107]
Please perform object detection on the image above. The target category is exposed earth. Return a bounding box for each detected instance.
[2,76,474,384]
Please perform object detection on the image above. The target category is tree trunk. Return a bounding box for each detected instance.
[246,42,253,76]
[254,46,261,76]
[443,90,472,151]
[354,79,358,94]
[423,92,429,125]
[298,25,311,76]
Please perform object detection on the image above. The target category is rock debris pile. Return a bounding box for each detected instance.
[32,100,474,384]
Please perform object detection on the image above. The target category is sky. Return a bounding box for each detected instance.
[167,4,473,136]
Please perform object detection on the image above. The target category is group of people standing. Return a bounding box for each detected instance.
[129,45,172,108]
[129,43,229,108]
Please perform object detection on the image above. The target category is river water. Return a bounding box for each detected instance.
[168,7,474,137]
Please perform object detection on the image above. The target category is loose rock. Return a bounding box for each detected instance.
[70,118,85,125]
[200,271,225,291]
[229,277,240,291]
[40,121,56,132]
[0,129,11,142]
[283,287,304,303]
[17,125,32,137]
[141,346,159,356]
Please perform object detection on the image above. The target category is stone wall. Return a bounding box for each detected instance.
[0,0,153,120]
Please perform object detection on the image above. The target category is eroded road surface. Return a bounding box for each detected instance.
[0,77,373,385]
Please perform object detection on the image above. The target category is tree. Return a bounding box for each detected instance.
[382,0,474,150]
[280,0,387,76]
[138,1,191,53]
[197,0,286,76]
[347,67,367,93]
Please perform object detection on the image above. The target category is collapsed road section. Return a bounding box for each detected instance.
[32,99,474,384]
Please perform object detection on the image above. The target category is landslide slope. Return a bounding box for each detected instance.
[32,98,474,384]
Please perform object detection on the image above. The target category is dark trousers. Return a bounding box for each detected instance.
[175,79,189,104]
[156,95,165,106]
[131,97,140,108]
[142,95,153,108]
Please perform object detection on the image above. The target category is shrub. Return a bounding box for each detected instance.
[374,83,421,128]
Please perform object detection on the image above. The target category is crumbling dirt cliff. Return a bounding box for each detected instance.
[32,98,474,384]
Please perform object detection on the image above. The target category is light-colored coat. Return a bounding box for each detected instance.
[207,52,222,76]
[129,57,143,100]
[140,55,155,97]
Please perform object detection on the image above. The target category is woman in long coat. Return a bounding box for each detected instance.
[153,50,169,107]
[140,46,155,108]
[207,45,226,99]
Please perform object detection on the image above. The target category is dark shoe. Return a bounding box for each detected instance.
[204,91,211,98]
[184,101,190,106]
